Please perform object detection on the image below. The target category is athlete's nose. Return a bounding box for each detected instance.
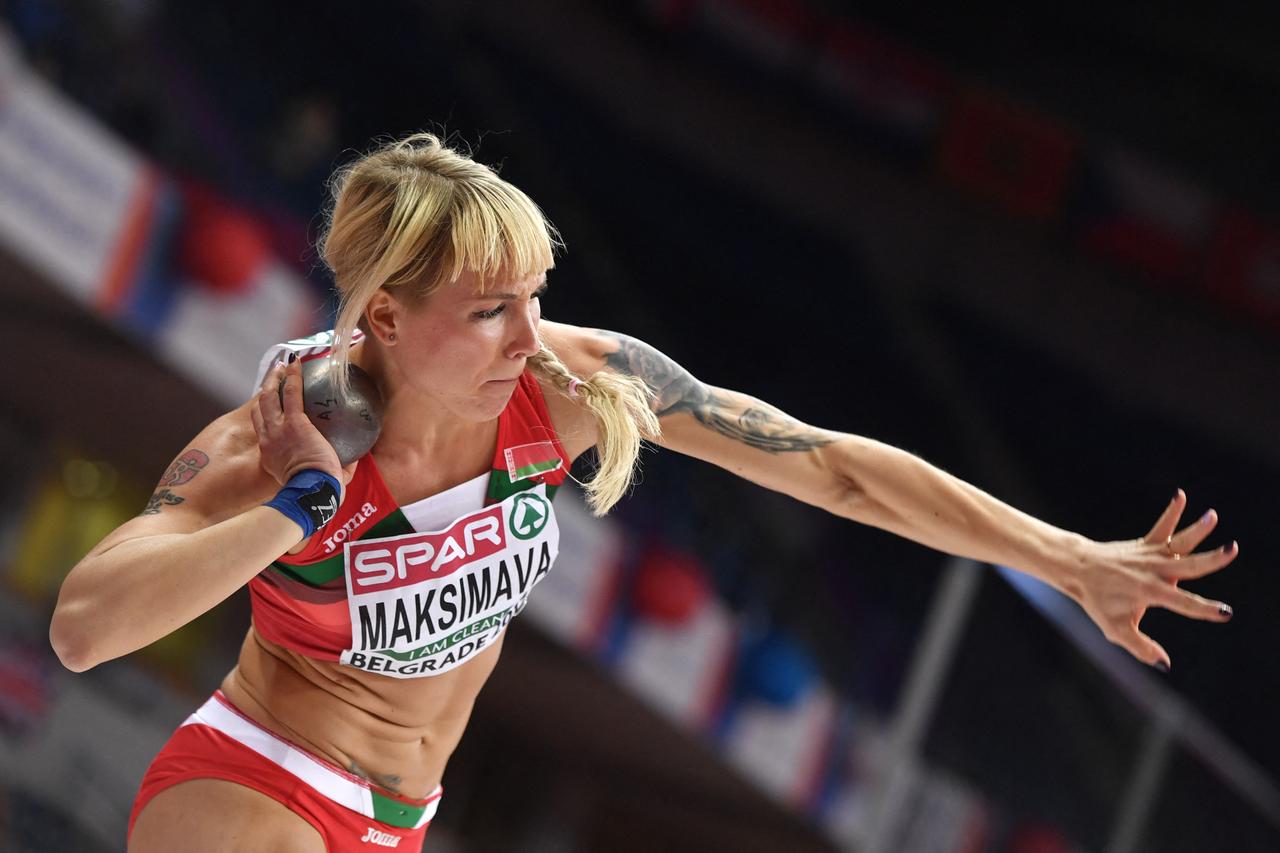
[506,300,540,359]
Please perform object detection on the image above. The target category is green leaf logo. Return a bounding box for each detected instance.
[509,493,550,540]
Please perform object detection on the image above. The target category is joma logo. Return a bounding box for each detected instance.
[360,826,402,846]
[323,502,378,553]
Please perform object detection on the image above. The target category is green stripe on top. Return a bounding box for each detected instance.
[267,561,340,588]
[486,468,559,505]
[269,508,415,586]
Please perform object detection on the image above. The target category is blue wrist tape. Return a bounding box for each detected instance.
[264,470,341,537]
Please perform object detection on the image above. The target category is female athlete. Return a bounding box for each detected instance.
[49,133,1237,852]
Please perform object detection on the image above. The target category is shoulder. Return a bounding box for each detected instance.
[539,320,613,376]
[531,322,616,461]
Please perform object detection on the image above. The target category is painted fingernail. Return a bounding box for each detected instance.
[1153,660,1170,673]
[1219,604,1233,619]
[1201,510,1213,524]
[287,352,298,363]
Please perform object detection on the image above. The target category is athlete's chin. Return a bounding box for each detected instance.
[464,382,518,418]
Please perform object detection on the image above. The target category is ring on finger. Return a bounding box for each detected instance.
[1164,535,1182,561]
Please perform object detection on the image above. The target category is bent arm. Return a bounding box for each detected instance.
[51,508,302,672]
[50,411,300,672]
[52,356,352,672]
[592,329,1086,592]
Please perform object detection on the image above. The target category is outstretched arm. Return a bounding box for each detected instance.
[590,328,1237,671]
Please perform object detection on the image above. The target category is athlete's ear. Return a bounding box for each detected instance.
[365,289,401,346]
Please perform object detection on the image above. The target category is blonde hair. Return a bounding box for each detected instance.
[318,132,658,515]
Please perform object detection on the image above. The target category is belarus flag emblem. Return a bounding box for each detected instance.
[503,441,564,483]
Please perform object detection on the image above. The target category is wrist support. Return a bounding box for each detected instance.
[264,470,341,537]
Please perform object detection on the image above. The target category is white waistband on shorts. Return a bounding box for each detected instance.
[183,691,441,829]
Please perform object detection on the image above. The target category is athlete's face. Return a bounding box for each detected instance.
[385,269,547,420]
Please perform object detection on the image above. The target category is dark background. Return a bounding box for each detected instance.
[1,1,1276,850]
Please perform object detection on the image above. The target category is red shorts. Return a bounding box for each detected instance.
[129,691,442,852]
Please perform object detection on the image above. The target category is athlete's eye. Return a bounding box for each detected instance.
[473,304,506,320]
[472,283,547,320]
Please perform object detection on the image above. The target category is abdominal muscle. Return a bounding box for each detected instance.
[220,624,505,799]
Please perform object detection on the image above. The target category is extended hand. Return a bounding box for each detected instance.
[1072,490,1236,671]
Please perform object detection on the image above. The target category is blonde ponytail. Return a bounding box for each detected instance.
[530,344,659,516]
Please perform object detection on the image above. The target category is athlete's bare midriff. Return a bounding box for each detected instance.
[221,623,505,799]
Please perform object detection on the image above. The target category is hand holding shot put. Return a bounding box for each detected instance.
[255,351,377,479]
[252,356,349,488]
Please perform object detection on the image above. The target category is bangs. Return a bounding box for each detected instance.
[377,174,561,297]
[449,180,560,290]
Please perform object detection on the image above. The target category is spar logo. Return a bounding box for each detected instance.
[509,493,549,540]
[349,506,505,592]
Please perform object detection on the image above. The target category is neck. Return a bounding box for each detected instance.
[350,338,494,463]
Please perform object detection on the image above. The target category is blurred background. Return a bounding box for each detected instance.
[0,1,1276,850]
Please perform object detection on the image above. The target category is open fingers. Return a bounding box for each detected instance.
[1167,540,1240,581]
[1149,580,1234,623]
[1118,625,1171,671]
[1167,508,1219,555]
[1143,489,1186,544]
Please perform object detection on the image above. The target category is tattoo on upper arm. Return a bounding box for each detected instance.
[140,448,209,515]
[141,489,184,515]
[160,449,209,486]
[597,331,835,453]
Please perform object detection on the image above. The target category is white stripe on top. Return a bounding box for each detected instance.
[184,692,441,829]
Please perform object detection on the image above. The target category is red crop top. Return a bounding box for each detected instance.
[247,335,569,678]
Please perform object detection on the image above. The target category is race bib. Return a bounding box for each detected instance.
[340,484,559,678]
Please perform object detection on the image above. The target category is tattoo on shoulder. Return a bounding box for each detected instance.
[160,449,210,486]
[141,489,184,516]
[595,330,835,453]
